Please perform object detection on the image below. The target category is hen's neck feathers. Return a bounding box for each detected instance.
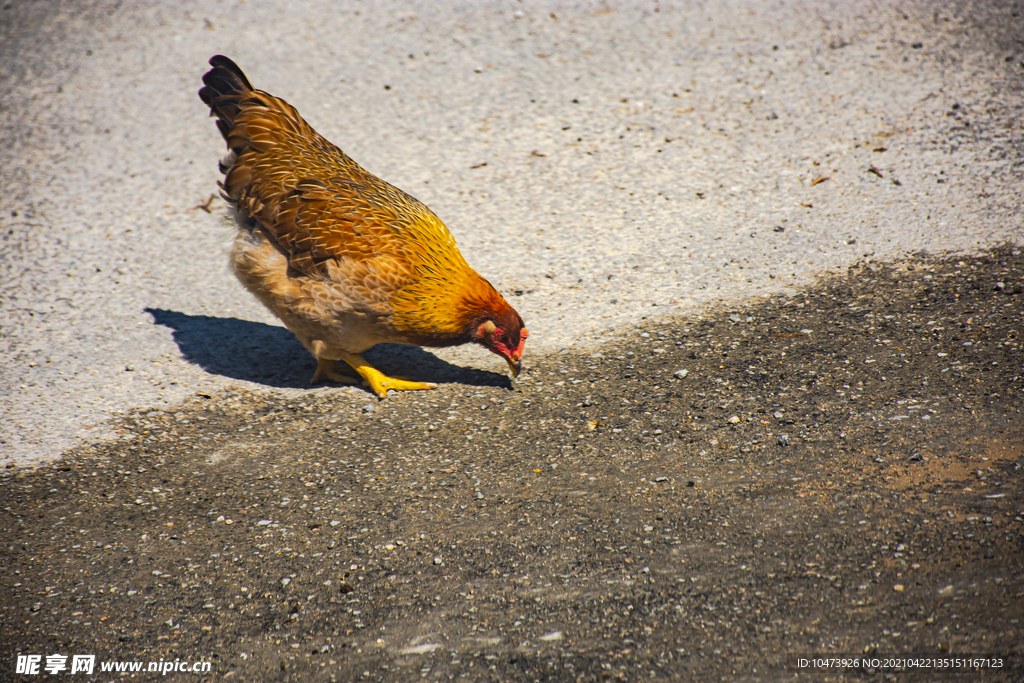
[390,222,513,346]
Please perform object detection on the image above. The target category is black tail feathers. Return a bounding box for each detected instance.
[199,56,254,139]
[199,55,253,104]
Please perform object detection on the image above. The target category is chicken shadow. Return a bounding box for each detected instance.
[145,308,512,392]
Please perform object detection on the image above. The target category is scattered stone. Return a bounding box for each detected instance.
[401,643,440,654]
[778,434,791,446]
[280,577,291,588]
[673,369,689,380]
[433,557,443,565]
[728,415,740,424]
[362,404,375,414]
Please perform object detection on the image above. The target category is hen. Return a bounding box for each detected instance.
[198,56,528,398]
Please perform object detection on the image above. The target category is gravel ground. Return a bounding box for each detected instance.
[2,0,1023,465]
[2,249,1022,681]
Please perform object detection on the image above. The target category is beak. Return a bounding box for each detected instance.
[506,357,521,378]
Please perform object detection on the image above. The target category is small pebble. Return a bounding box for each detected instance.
[362,404,375,414]
[280,577,291,588]
[778,434,791,446]
[773,411,783,420]
[728,415,740,424]
[673,369,689,380]
[433,557,443,565]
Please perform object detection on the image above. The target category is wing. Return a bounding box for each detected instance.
[218,88,459,302]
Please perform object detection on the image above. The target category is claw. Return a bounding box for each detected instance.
[339,352,436,399]
[362,375,437,399]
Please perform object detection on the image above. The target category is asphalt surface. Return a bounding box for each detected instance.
[2,1,1024,681]
[1,0,1023,465]
[2,249,1022,682]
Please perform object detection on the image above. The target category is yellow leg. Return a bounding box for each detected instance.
[339,352,435,399]
[310,358,360,385]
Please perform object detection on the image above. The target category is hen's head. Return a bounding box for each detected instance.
[473,310,529,378]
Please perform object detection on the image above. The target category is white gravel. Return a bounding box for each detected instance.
[2,0,1022,466]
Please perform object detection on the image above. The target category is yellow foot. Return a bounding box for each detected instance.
[339,352,436,399]
[310,358,360,385]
